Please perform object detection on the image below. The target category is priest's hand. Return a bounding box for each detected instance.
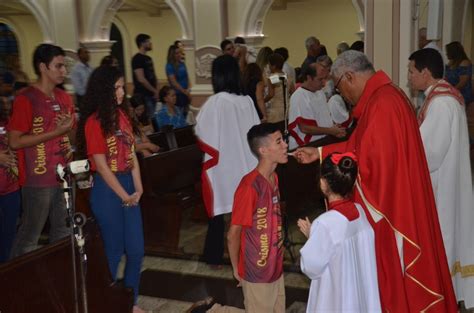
[297,217,311,239]
[294,147,320,164]
[330,125,346,138]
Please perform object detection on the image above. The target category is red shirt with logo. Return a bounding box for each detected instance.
[8,86,75,187]
[85,109,135,172]
[0,121,19,195]
[231,169,284,283]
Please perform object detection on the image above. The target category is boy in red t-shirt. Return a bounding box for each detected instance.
[8,44,75,257]
[227,123,288,312]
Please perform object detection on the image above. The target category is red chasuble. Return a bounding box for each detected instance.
[321,71,457,312]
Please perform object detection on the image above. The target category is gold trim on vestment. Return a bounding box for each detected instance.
[318,147,323,165]
[355,180,445,312]
[451,261,474,278]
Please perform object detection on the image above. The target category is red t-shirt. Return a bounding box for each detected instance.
[85,109,135,172]
[231,169,283,283]
[8,86,75,187]
[0,121,19,195]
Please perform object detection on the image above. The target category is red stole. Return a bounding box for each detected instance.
[328,199,359,221]
[418,79,465,125]
[321,71,457,312]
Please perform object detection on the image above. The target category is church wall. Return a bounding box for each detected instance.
[463,0,472,59]
[418,0,429,29]
[261,0,360,67]
[227,0,250,37]
[116,9,182,84]
[372,0,393,77]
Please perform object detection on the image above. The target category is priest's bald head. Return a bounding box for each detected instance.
[331,50,375,106]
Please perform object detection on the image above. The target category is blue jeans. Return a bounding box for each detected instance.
[90,173,144,303]
[0,190,21,262]
[175,92,189,113]
[11,186,70,258]
[143,95,157,118]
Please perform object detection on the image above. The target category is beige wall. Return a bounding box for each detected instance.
[0,15,44,79]
[227,0,250,36]
[372,0,393,77]
[116,9,182,83]
[262,0,360,67]
[419,0,429,29]
[463,0,472,59]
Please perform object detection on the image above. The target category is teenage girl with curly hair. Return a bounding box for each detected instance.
[76,66,145,313]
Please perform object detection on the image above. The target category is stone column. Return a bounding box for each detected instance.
[80,41,115,68]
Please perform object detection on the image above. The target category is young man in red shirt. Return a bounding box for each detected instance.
[227,123,288,312]
[8,44,75,257]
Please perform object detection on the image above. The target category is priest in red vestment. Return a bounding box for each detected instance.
[295,50,457,312]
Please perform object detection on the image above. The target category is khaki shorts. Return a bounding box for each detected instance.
[241,275,285,313]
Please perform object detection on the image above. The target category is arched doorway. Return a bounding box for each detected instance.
[110,23,126,80]
[0,23,19,75]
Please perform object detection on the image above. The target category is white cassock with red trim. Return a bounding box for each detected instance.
[288,88,333,150]
[195,91,260,217]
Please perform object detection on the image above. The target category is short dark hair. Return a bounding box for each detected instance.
[32,43,65,76]
[136,34,151,48]
[269,53,284,70]
[159,85,173,103]
[300,64,317,82]
[129,93,145,109]
[220,39,233,51]
[319,45,328,56]
[234,37,245,44]
[445,41,468,66]
[100,55,118,67]
[174,40,182,47]
[211,55,243,95]
[350,41,364,52]
[321,153,358,197]
[295,67,303,83]
[242,63,263,86]
[274,47,289,62]
[409,48,444,79]
[247,123,281,158]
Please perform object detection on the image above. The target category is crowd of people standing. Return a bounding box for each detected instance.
[0,29,472,313]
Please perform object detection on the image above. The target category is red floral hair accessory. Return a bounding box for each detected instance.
[330,152,357,165]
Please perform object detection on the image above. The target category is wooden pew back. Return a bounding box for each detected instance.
[147,125,196,152]
[0,221,133,312]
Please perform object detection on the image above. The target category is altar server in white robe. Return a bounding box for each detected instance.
[298,152,381,313]
[195,54,260,267]
[408,48,474,309]
[288,65,345,150]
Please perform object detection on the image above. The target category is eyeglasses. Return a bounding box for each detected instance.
[334,73,346,93]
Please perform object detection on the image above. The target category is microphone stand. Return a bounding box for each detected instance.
[277,76,304,267]
[58,165,89,313]
[279,76,289,144]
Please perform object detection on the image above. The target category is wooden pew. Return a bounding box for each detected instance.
[147,125,196,151]
[0,220,133,313]
[139,144,203,256]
